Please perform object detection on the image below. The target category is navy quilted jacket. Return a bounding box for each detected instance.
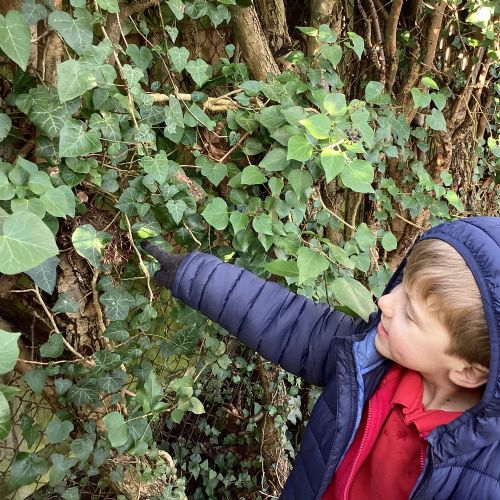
[170,216,500,499]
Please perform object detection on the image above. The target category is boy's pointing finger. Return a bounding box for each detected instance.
[140,241,167,264]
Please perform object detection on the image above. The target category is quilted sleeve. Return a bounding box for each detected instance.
[171,252,367,386]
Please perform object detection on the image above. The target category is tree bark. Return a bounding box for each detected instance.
[230,4,279,80]
[255,0,291,54]
[308,0,336,56]
[43,0,63,86]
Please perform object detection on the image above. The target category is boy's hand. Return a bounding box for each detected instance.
[140,241,186,289]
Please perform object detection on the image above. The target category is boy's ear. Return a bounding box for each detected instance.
[450,363,489,389]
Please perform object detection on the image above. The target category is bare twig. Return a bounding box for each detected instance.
[217,132,250,164]
[124,215,154,303]
[33,286,86,361]
[92,268,107,334]
[150,92,240,111]
[319,198,356,232]
[394,212,427,230]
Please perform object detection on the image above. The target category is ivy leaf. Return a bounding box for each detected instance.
[487,137,500,158]
[321,44,342,67]
[324,93,347,116]
[40,333,65,358]
[432,93,446,111]
[186,103,216,130]
[347,31,364,58]
[186,59,212,87]
[381,231,397,251]
[445,190,464,212]
[45,418,74,444]
[241,165,265,185]
[25,256,59,294]
[96,0,119,13]
[421,76,439,90]
[96,370,128,393]
[40,187,69,217]
[0,329,21,375]
[229,211,249,234]
[167,0,185,20]
[466,6,492,28]
[257,106,286,129]
[92,350,122,373]
[48,11,93,55]
[57,59,96,103]
[300,114,331,140]
[0,113,11,142]
[287,169,313,198]
[100,289,135,321]
[59,119,102,157]
[410,88,432,109]
[49,454,78,487]
[287,135,313,162]
[68,379,99,405]
[202,197,228,230]
[365,81,390,105]
[340,159,374,193]
[166,199,188,225]
[168,47,190,73]
[187,397,205,414]
[24,368,47,394]
[198,157,227,186]
[0,10,31,70]
[265,259,299,278]
[19,87,75,139]
[139,153,171,184]
[126,44,153,71]
[297,247,329,283]
[331,277,375,321]
[259,148,289,172]
[103,411,129,447]
[320,149,345,183]
[0,212,58,275]
[70,437,94,461]
[425,109,447,132]
[54,378,73,396]
[165,25,178,43]
[72,224,112,268]
[22,0,48,25]
[10,453,49,488]
[253,213,273,235]
[0,391,10,440]
[52,292,79,313]
[355,223,376,251]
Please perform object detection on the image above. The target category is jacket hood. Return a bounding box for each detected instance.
[388,217,500,418]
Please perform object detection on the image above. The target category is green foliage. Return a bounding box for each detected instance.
[0,1,496,497]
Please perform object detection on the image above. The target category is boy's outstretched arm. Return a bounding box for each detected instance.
[142,242,368,386]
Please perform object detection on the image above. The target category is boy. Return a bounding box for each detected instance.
[141,216,500,499]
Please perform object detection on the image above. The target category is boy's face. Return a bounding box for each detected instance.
[375,282,461,377]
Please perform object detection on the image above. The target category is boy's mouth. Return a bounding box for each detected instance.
[377,321,389,338]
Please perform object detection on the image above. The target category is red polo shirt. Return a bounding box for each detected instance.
[323,365,462,499]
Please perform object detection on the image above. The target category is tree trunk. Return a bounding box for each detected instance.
[230,4,280,80]
[255,0,291,53]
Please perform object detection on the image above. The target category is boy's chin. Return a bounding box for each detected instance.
[374,335,390,359]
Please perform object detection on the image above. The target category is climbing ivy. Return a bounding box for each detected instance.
[0,0,498,497]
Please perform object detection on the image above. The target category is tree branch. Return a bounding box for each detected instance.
[404,0,447,123]
[384,0,404,91]
[123,0,161,17]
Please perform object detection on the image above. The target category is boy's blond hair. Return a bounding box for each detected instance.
[403,238,490,368]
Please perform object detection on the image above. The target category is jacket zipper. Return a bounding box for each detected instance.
[343,400,372,500]
[410,445,433,499]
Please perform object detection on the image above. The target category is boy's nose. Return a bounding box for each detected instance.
[377,294,393,317]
